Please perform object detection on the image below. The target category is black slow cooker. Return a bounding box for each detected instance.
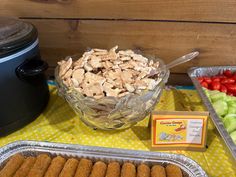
[0,18,49,136]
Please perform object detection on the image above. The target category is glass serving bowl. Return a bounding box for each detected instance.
[55,55,170,130]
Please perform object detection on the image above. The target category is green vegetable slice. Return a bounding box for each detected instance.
[230,131,236,144]
[212,100,228,116]
[224,114,236,133]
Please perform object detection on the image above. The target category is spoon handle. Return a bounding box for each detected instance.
[166,51,199,69]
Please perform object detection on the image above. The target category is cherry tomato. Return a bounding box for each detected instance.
[232,73,236,80]
[204,77,212,84]
[223,70,232,77]
[212,77,221,82]
[201,81,208,88]
[211,81,221,90]
[197,77,204,83]
[225,84,236,93]
[221,78,235,84]
[220,85,227,93]
[227,92,234,96]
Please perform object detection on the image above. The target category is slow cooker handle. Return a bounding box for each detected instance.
[16,59,48,78]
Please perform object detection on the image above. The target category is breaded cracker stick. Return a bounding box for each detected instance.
[89,161,107,177]
[74,158,93,177]
[121,162,136,177]
[44,156,66,177]
[13,157,36,177]
[165,164,182,177]
[151,165,166,177]
[105,162,120,177]
[0,154,24,177]
[137,164,150,177]
[59,158,79,177]
[27,154,51,177]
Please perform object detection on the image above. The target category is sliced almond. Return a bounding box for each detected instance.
[114,79,123,89]
[118,50,134,56]
[154,61,160,68]
[118,92,130,97]
[72,68,85,84]
[106,78,116,85]
[82,82,104,98]
[103,82,121,97]
[120,70,133,83]
[84,63,93,72]
[129,60,139,68]
[109,45,118,52]
[59,57,72,77]
[120,56,131,61]
[71,78,79,87]
[57,60,66,65]
[119,62,134,69]
[73,58,85,68]
[142,78,158,90]
[105,70,120,80]
[124,83,135,92]
[113,60,122,65]
[94,48,108,52]
[84,72,106,85]
[74,87,82,92]
[131,54,149,63]
[149,60,154,66]
[63,78,72,87]
[89,56,102,68]
[62,68,73,79]
[137,71,147,80]
[93,51,108,56]
[106,61,113,68]
[101,53,117,61]
[134,80,147,90]
[112,65,120,69]
[82,50,94,57]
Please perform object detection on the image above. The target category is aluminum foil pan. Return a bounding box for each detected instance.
[0,141,207,177]
[188,66,236,161]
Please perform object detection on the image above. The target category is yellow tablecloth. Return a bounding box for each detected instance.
[0,85,236,177]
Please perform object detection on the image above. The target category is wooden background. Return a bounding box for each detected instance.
[1,0,236,84]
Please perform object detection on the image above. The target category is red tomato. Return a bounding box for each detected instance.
[223,70,232,77]
[225,84,236,93]
[220,85,227,93]
[232,73,236,80]
[212,77,221,82]
[227,92,234,96]
[201,81,208,88]
[204,77,212,84]
[221,78,235,84]
[197,77,204,83]
[211,81,221,90]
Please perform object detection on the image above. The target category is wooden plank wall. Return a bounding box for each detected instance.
[2,0,236,84]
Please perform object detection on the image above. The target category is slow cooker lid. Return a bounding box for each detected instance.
[0,17,37,57]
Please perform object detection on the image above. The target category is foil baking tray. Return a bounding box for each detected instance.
[188,66,236,161]
[0,141,207,177]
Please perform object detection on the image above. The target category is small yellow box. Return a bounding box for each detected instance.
[151,111,209,151]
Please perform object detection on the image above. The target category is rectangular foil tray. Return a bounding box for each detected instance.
[188,66,236,161]
[0,140,207,177]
